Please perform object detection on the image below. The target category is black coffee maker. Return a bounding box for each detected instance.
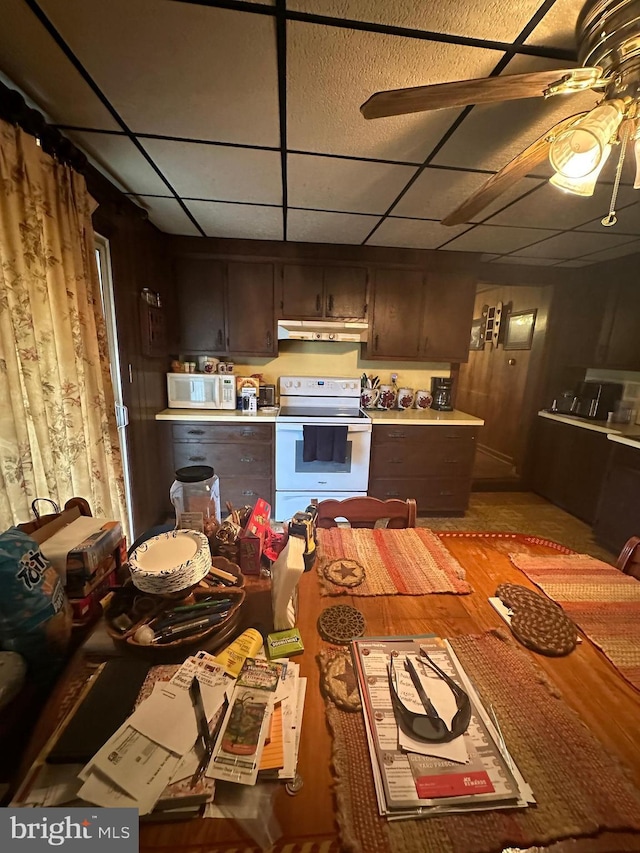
[431,377,454,411]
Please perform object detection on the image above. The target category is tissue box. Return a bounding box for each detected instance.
[239,498,271,575]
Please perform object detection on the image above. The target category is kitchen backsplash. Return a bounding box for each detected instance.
[181,341,451,391]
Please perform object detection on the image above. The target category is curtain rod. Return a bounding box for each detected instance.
[0,80,88,173]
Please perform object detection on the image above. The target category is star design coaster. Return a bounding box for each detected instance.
[323,557,365,588]
[320,650,362,712]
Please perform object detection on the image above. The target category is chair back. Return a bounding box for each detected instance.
[617,536,640,580]
[314,496,417,529]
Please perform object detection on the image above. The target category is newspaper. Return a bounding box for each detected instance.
[351,635,533,818]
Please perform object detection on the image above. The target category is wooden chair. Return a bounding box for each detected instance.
[313,496,417,530]
[617,536,640,580]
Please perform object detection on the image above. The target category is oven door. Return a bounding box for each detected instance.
[275,421,371,492]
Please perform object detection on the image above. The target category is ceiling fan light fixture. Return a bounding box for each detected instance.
[549,144,612,196]
[548,99,625,178]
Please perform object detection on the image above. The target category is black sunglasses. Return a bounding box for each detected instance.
[387,651,471,743]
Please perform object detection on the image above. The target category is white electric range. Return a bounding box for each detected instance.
[274,375,372,521]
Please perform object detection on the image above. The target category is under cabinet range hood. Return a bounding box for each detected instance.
[277,319,368,342]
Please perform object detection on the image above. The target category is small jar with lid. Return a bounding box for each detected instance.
[170,465,221,537]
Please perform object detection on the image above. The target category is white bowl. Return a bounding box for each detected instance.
[129,529,211,594]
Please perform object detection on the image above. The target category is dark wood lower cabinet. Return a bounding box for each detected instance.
[171,422,274,510]
[369,425,478,514]
[530,417,612,524]
[594,442,640,554]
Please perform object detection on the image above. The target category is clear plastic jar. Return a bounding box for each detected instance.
[170,465,221,537]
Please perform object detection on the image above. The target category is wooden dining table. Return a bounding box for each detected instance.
[15,531,640,853]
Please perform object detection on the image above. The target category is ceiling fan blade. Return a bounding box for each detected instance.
[441,112,588,226]
[361,68,603,119]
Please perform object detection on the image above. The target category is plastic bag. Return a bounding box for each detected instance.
[0,527,72,689]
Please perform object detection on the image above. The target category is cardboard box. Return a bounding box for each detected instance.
[239,498,271,575]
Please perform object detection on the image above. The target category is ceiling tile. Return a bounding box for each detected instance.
[441,224,559,254]
[577,201,640,236]
[288,1,546,42]
[431,55,600,173]
[366,217,470,248]
[0,0,119,130]
[489,255,558,265]
[576,239,640,264]
[287,209,379,243]
[66,131,170,195]
[137,197,201,236]
[525,0,585,51]
[511,230,635,259]
[392,167,544,221]
[287,154,416,213]
[484,180,638,231]
[287,21,502,162]
[140,139,282,205]
[39,0,279,145]
[184,201,283,240]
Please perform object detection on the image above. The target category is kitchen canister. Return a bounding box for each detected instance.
[170,465,221,537]
[397,388,415,409]
[377,384,397,409]
[415,389,433,410]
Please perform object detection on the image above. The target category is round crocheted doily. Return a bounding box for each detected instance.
[323,557,365,588]
[317,604,366,645]
[496,582,577,657]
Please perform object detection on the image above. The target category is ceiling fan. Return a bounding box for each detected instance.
[361,0,640,228]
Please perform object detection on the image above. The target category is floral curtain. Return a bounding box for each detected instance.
[0,118,127,534]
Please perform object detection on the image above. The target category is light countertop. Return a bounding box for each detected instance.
[538,410,640,450]
[366,408,484,426]
[156,408,279,423]
[156,407,484,427]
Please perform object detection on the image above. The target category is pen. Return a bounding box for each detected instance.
[154,612,230,643]
[172,598,232,613]
[190,693,229,788]
[153,600,232,630]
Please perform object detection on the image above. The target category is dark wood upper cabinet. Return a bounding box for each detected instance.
[596,280,640,370]
[323,266,368,318]
[280,264,368,320]
[368,268,425,359]
[422,272,476,362]
[175,257,226,352]
[226,261,276,355]
[175,257,275,355]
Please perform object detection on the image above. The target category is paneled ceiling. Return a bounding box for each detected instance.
[3,0,640,266]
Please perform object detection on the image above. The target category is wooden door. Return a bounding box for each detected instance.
[369,268,424,359]
[175,257,226,352]
[422,272,475,361]
[323,266,368,319]
[281,264,324,318]
[601,281,640,370]
[226,262,276,355]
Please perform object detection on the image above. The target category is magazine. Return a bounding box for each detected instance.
[350,635,532,817]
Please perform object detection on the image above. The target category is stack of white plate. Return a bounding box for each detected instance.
[128,529,211,594]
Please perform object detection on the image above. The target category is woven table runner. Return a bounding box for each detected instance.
[321,632,640,853]
[510,552,640,691]
[317,527,471,596]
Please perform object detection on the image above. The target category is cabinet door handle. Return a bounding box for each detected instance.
[597,343,608,362]
[186,429,205,435]
[328,294,334,313]
[188,455,206,462]
[384,490,400,497]
[388,458,403,464]
[388,431,407,439]
[363,302,368,316]
[374,334,379,351]
[438,490,455,496]
[217,329,223,348]
[266,330,272,348]
[240,456,255,463]
[240,429,256,437]
[443,458,460,464]
[316,294,321,312]
[423,335,429,353]
[241,489,257,496]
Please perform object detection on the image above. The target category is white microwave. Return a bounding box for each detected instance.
[167,373,236,409]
